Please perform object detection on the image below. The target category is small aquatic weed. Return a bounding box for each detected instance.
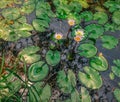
[68,19,75,26]
[54,33,63,40]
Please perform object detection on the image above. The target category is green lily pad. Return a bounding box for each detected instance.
[101,35,118,49]
[2,8,20,20]
[112,11,120,25]
[80,11,93,22]
[27,82,51,102]
[20,0,36,14]
[85,24,104,39]
[81,87,91,102]
[94,12,108,24]
[78,66,103,89]
[71,89,81,102]
[112,59,120,77]
[57,70,76,93]
[90,55,108,71]
[77,43,97,58]
[18,46,40,64]
[32,19,49,32]
[113,88,120,102]
[46,50,60,66]
[28,61,49,82]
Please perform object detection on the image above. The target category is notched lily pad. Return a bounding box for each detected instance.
[57,70,76,93]
[94,12,108,24]
[112,11,120,25]
[77,43,97,58]
[85,24,104,39]
[18,46,40,64]
[90,55,108,71]
[78,66,102,89]
[28,61,49,82]
[101,35,118,49]
[113,88,120,102]
[27,82,51,102]
[46,50,60,66]
[112,59,120,77]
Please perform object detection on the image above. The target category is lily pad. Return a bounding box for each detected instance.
[20,0,36,14]
[112,11,120,25]
[77,43,97,58]
[78,66,103,89]
[28,61,49,82]
[18,46,40,64]
[94,12,108,24]
[113,88,120,102]
[90,55,108,71]
[46,50,60,66]
[80,11,93,22]
[32,19,49,32]
[2,8,20,20]
[57,70,76,93]
[85,24,104,39]
[27,82,51,102]
[81,87,91,102]
[101,35,118,49]
[112,59,120,77]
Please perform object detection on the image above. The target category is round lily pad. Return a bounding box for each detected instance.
[113,88,120,101]
[78,66,103,89]
[46,50,60,66]
[90,55,108,71]
[18,46,40,64]
[112,11,120,25]
[2,8,20,20]
[77,43,97,58]
[57,70,76,93]
[85,24,104,39]
[94,12,108,24]
[28,61,49,82]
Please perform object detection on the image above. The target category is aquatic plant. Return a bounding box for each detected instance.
[0,0,120,101]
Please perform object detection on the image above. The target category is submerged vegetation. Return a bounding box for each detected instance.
[0,0,120,102]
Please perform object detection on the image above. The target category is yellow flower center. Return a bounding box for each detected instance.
[55,33,63,40]
[75,30,84,36]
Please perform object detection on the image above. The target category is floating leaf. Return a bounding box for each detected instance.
[18,46,40,64]
[113,88,120,102]
[32,19,49,32]
[81,87,91,102]
[77,43,97,58]
[85,24,104,39]
[27,82,51,102]
[20,0,36,14]
[46,50,60,66]
[104,23,115,32]
[90,55,108,71]
[71,89,81,102]
[57,70,76,93]
[28,61,49,82]
[78,66,102,89]
[112,59,120,77]
[80,11,93,22]
[94,12,108,24]
[2,8,20,20]
[112,11,120,25]
[104,1,120,12]
[101,35,118,49]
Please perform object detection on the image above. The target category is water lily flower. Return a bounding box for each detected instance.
[74,35,82,42]
[68,19,75,26]
[75,29,84,36]
[54,33,63,40]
